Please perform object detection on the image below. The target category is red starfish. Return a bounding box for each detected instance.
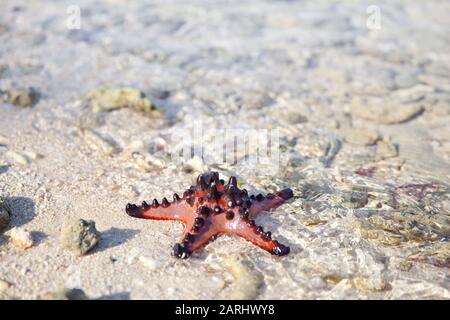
[125,172,293,259]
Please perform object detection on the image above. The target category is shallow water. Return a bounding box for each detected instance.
[0,0,449,299]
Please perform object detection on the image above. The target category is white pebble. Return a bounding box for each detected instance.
[167,287,176,295]
[126,140,145,153]
[21,150,43,160]
[9,227,34,249]
[132,152,165,172]
[183,155,208,173]
[0,279,11,292]
[5,150,30,166]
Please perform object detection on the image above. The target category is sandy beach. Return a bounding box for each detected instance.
[0,0,449,299]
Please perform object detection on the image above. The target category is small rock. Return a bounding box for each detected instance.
[0,197,11,231]
[342,127,379,146]
[84,87,161,117]
[39,288,89,300]
[392,85,428,103]
[21,150,43,161]
[376,140,398,160]
[5,150,30,166]
[131,152,165,172]
[398,261,413,272]
[182,156,208,174]
[350,98,424,124]
[0,279,10,293]
[9,227,34,249]
[340,190,368,209]
[125,140,145,153]
[1,87,40,108]
[82,129,115,156]
[60,219,101,256]
[297,140,330,158]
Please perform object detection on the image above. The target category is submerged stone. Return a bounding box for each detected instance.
[339,191,368,209]
[84,87,161,117]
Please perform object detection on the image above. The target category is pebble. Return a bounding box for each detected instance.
[398,261,413,272]
[221,254,264,300]
[82,129,115,156]
[21,150,43,161]
[84,87,160,117]
[342,127,379,146]
[376,140,398,160]
[392,85,429,103]
[39,288,89,300]
[125,140,145,153]
[5,150,30,166]
[0,196,11,231]
[350,98,424,124]
[0,279,10,293]
[60,219,101,256]
[297,140,329,159]
[0,87,40,108]
[182,156,208,174]
[9,227,34,249]
[131,152,165,172]
[339,190,368,209]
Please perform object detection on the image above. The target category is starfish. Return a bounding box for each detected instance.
[125,172,293,259]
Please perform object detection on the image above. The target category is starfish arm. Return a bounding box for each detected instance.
[172,224,218,259]
[249,188,293,218]
[125,197,191,222]
[224,218,290,256]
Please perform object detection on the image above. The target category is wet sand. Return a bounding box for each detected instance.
[0,0,449,299]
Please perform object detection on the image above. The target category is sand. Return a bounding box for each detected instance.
[0,0,449,299]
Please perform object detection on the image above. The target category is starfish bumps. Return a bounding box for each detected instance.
[125,172,293,259]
